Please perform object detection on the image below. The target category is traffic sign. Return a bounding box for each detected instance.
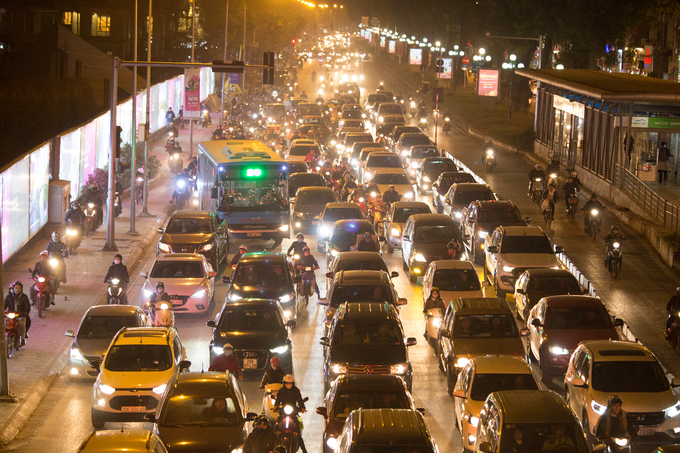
[461,64,469,70]
[462,57,470,65]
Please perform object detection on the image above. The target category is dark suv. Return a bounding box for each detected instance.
[157,211,228,270]
[321,302,417,392]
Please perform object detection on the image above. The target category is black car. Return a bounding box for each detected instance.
[395,133,433,158]
[325,219,376,266]
[376,121,402,138]
[513,269,584,323]
[416,157,458,194]
[285,161,309,175]
[325,251,396,291]
[207,298,295,368]
[432,172,476,213]
[292,187,336,233]
[223,252,300,321]
[321,302,416,392]
[157,211,228,270]
[288,172,327,199]
[388,126,421,150]
[152,371,258,452]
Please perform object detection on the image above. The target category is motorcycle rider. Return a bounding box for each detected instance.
[84,185,105,227]
[595,395,636,448]
[287,233,309,258]
[348,183,367,203]
[603,225,624,270]
[47,231,69,284]
[545,159,560,178]
[64,201,85,236]
[274,374,308,453]
[581,193,605,232]
[382,185,402,204]
[243,415,278,453]
[260,356,288,389]
[358,231,379,252]
[4,281,31,346]
[528,165,545,196]
[104,254,130,302]
[443,240,463,260]
[170,169,191,205]
[366,179,380,198]
[423,287,445,338]
[187,156,198,177]
[165,107,176,125]
[209,343,243,379]
[666,287,680,341]
[300,90,308,100]
[542,183,559,220]
[481,141,495,165]
[147,281,171,323]
[340,174,357,200]
[230,245,248,266]
[296,246,321,298]
[31,251,56,305]
[562,176,579,197]
[570,170,583,190]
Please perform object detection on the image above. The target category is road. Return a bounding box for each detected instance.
[3,52,680,453]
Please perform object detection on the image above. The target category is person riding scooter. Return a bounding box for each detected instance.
[230,245,248,266]
[443,240,463,260]
[581,193,605,232]
[528,165,545,196]
[147,281,171,323]
[4,281,31,347]
[260,356,288,389]
[296,246,320,297]
[243,415,279,453]
[274,374,308,453]
[358,231,379,252]
[64,201,85,235]
[382,185,401,204]
[287,233,308,259]
[170,169,191,205]
[31,251,55,305]
[84,185,105,227]
[104,254,130,301]
[595,395,636,449]
[47,231,69,284]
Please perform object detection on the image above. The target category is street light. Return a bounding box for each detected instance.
[435,40,441,47]
[479,47,485,55]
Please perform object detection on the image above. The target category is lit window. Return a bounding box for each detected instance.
[63,12,72,25]
[91,13,110,37]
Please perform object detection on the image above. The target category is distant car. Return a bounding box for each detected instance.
[416,157,458,194]
[432,172,477,213]
[395,133,433,157]
[285,142,320,163]
[442,183,497,226]
[292,186,336,232]
[288,172,327,200]
[341,132,373,156]
[362,152,404,184]
[285,160,309,175]
[422,260,485,304]
[77,430,168,453]
[388,126,421,150]
[513,268,584,323]
[374,103,404,124]
[371,168,415,201]
[405,145,441,179]
[325,219,377,266]
[383,201,432,253]
[314,202,366,251]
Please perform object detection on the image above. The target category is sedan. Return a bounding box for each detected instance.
[432,172,476,214]
[416,157,458,194]
[421,260,485,304]
[371,168,415,201]
[325,219,376,266]
[383,201,431,253]
[292,187,336,232]
[513,269,584,323]
[313,202,366,252]
[140,253,217,314]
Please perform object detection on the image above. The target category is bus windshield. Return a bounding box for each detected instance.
[218,178,287,210]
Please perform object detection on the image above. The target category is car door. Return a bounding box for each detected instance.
[464,205,477,250]
[442,186,455,217]
[528,300,546,358]
[439,304,454,367]
[567,349,588,417]
[401,218,414,265]
[485,230,501,275]
[422,262,434,300]
[514,273,529,320]
[454,363,472,427]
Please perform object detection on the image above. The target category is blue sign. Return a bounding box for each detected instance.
[472,61,482,70]
[461,64,470,70]
[230,73,240,85]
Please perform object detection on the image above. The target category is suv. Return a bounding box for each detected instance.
[314,202,366,251]
[461,200,529,264]
[388,126,420,150]
[513,269,584,323]
[91,327,190,428]
[374,102,403,124]
[361,151,404,184]
[442,183,496,226]
[157,211,228,270]
[325,219,376,266]
[321,302,416,392]
[484,226,563,297]
[292,186,336,232]
[437,298,528,394]
[288,172,327,200]
[565,340,680,442]
[416,157,457,193]
[326,251,397,291]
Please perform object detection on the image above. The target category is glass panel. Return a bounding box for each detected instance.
[29,145,50,236]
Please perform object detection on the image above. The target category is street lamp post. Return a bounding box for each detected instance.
[502,54,517,119]
[220,0,229,123]
[143,0,152,216]
[129,0,138,234]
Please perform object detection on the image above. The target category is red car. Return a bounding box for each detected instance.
[526,295,623,383]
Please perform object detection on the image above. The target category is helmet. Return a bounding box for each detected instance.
[52,231,60,241]
[270,356,281,366]
[535,164,542,169]
[610,226,619,232]
[283,374,295,383]
[155,282,165,289]
[223,343,234,350]
[114,254,123,261]
[447,240,457,250]
[39,250,49,258]
[11,281,22,290]
[591,193,597,199]
[90,185,98,192]
[297,233,305,239]
[358,183,363,188]
[431,286,440,294]
[239,245,248,252]
[273,447,287,453]
[389,185,395,189]
[254,415,269,427]
[607,395,623,408]
[302,246,310,253]
[364,232,371,238]
[571,171,578,178]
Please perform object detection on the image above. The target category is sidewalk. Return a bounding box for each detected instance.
[0,117,216,445]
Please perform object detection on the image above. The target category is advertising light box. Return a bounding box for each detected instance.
[389,40,396,54]
[409,48,422,65]
[478,69,500,96]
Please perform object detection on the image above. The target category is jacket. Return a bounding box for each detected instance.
[423,295,445,313]
[595,409,634,440]
[383,190,401,204]
[32,260,51,278]
[260,367,287,389]
[287,241,309,256]
[243,429,279,453]
[4,292,30,316]
[230,253,245,266]
[297,254,319,269]
[47,240,68,258]
[274,384,306,411]
[104,263,130,283]
[209,354,243,378]
[357,239,379,252]
[64,208,84,224]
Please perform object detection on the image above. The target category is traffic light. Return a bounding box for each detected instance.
[115,126,123,158]
[436,59,444,73]
[263,51,275,85]
[212,60,245,74]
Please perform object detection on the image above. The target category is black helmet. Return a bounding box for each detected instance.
[156,282,165,290]
[114,254,123,260]
[11,281,22,289]
[607,395,623,408]
[447,240,457,250]
[254,415,269,427]
[591,193,597,199]
[610,226,619,233]
[273,447,287,453]
[303,246,310,253]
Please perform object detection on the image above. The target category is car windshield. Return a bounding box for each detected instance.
[105,345,173,372]
[346,135,372,147]
[592,361,670,393]
[332,391,410,421]
[77,315,138,339]
[393,207,431,223]
[402,136,432,148]
[414,225,458,243]
[412,148,440,159]
[330,286,393,307]
[343,110,363,119]
[380,104,402,114]
[453,314,519,338]
[287,163,308,174]
[423,160,458,174]
[218,309,283,331]
[367,94,387,104]
[499,423,589,453]
[545,306,611,329]
[166,218,212,234]
[440,174,475,190]
[432,269,481,291]
[332,223,375,244]
[453,190,495,206]
[323,208,364,223]
[337,260,387,272]
[374,174,410,185]
[367,155,402,168]
[297,190,335,205]
[469,373,538,401]
[501,236,554,254]
[289,145,317,156]
[526,277,582,295]
[160,394,241,427]
[333,322,402,346]
[233,263,290,285]
[150,261,204,278]
[298,105,320,116]
[478,207,522,223]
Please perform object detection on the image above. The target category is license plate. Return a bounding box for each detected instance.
[247,232,262,237]
[121,406,147,413]
[637,428,655,437]
[171,299,182,305]
[244,358,258,369]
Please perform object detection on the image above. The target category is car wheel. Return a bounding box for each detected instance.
[539,351,551,384]
[387,244,394,254]
[91,408,105,430]
[408,266,417,283]
[494,276,506,298]
[446,361,457,395]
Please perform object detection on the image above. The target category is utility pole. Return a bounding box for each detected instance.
[143,0,152,215]
[129,0,138,234]
[242,0,246,94]
[104,57,119,251]
[189,0,196,159]
[220,0,229,123]
[0,228,14,400]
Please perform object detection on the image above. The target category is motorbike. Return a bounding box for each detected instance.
[418,116,428,131]
[605,238,625,280]
[425,308,442,349]
[83,202,100,236]
[146,301,175,327]
[175,178,190,209]
[107,278,127,305]
[49,252,66,291]
[64,220,82,254]
[201,109,211,127]
[114,191,122,218]
[482,149,497,173]
[599,436,633,453]
[409,100,417,117]
[442,118,451,135]
[542,199,554,230]
[263,383,284,422]
[584,208,603,240]
[168,148,183,175]
[136,174,144,205]
[298,266,316,305]
[275,397,309,453]
[547,173,559,190]
[29,271,53,318]
[565,193,579,219]
[5,312,21,358]
[528,178,545,204]
[667,312,680,348]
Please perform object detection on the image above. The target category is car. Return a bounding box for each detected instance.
[378,114,405,127]
[416,157,458,193]
[437,297,529,394]
[314,202,366,251]
[383,201,431,253]
[156,211,228,270]
[395,132,432,157]
[374,103,404,124]
[91,327,190,428]
[296,102,322,118]
[376,121,403,138]
[484,226,563,297]
[358,146,389,172]
[223,252,299,321]
[342,132,373,156]
[461,200,529,264]
[65,305,149,381]
[263,103,287,123]
[371,168,415,201]
[432,172,477,213]
[321,302,416,392]
[361,151,404,184]
[405,145,441,179]
[206,298,295,369]
[348,141,381,169]
[387,125,421,150]
[401,214,464,282]
[341,109,365,121]
[140,253,217,314]
[341,103,363,112]
[151,371,257,452]
[453,356,539,452]
[565,340,680,443]
[285,141,320,163]
[316,375,419,453]
[285,160,309,175]
[337,119,366,131]
[325,219,377,266]
[292,186,336,232]
[325,251,397,290]
[442,183,497,226]
[77,430,168,453]
[364,93,389,112]
[513,269,584,322]
[288,172,327,200]
[422,260,485,307]
[527,296,623,383]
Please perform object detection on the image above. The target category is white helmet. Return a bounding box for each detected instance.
[283,374,295,384]
[52,231,61,241]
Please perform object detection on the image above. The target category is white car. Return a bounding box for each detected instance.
[484,226,563,297]
[140,253,217,314]
[361,151,404,184]
[422,260,485,304]
[565,340,680,442]
[370,168,415,201]
[453,356,539,451]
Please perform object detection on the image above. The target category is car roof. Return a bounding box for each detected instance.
[372,168,409,175]
[408,213,456,226]
[582,340,656,362]
[79,430,156,452]
[366,152,397,158]
[401,132,429,139]
[391,201,431,209]
[324,202,362,210]
[474,200,516,210]
[239,252,287,264]
[174,371,237,387]
[335,270,391,285]
[220,298,281,309]
[114,327,174,345]
[472,356,534,375]
[155,253,204,262]
[523,268,575,278]
[335,374,409,392]
[349,409,430,444]
[499,226,547,237]
[430,260,477,271]
[453,183,492,191]
[542,295,605,307]
[83,305,142,317]
[451,297,512,315]
[337,302,400,322]
[169,210,212,219]
[289,172,324,179]
[296,186,335,194]
[333,219,373,228]
[336,251,384,262]
[490,390,575,424]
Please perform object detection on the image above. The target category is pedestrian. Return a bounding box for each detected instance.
[624,133,634,163]
[657,141,672,185]
[209,343,243,379]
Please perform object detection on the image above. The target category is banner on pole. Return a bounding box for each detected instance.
[409,48,422,65]
[184,68,201,118]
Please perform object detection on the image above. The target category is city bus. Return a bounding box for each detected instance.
[196,140,290,246]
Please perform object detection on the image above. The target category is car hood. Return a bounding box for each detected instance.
[160,233,212,245]
[545,328,619,351]
[230,284,294,301]
[146,278,207,297]
[295,204,327,215]
[215,330,289,350]
[590,390,679,414]
[75,338,115,358]
[329,346,406,365]
[440,289,484,301]
[499,254,559,268]
[453,338,525,359]
[100,368,174,388]
[160,425,245,452]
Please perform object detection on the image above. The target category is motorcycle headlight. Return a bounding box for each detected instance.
[454,211,463,219]
[591,400,606,415]
[420,118,426,123]
[159,303,170,310]
[423,176,430,182]
[432,317,441,328]
[70,347,84,361]
[401,150,409,156]
[486,150,493,156]
[414,253,427,262]
[502,265,514,272]
[152,384,167,395]
[191,290,206,299]
[279,224,289,231]
[5,313,16,319]
[200,243,213,252]
[158,242,170,253]
[612,242,620,248]
[391,228,399,237]
[143,289,153,298]
[326,437,338,450]
[88,203,95,208]
[270,345,289,354]
[212,345,224,355]
[98,383,115,395]
[284,405,294,415]
[614,438,629,447]
[548,346,569,355]
[403,192,413,199]
[49,258,58,267]
[192,198,199,206]
[176,180,186,188]
[331,363,347,374]
[550,173,557,178]
[110,278,120,285]
[390,363,408,375]
[665,402,680,419]
[591,209,599,216]
[66,229,77,236]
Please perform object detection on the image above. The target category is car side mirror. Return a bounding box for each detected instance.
[179,360,191,372]
[524,216,532,224]
[222,276,231,284]
[531,319,542,327]
[144,414,157,423]
[397,297,408,306]
[613,318,624,327]
[206,320,217,328]
[286,320,297,328]
[246,412,259,421]
[320,337,330,346]
[516,288,525,295]
[487,246,498,254]
[157,228,164,234]
[479,442,493,453]
[318,298,328,306]
[554,245,564,254]
[140,271,149,278]
[208,271,217,278]
[453,389,466,398]
[520,328,530,336]
[391,271,399,278]
[65,330,75,338]
[406,337,417,346]
[572,377,587,388]
[316,406,328,418]
[440,329,450,338]
[326,272,334,278]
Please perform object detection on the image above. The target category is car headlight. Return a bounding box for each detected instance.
[502,265,515,272]
[410,161,418,168]
[158,242,170,253]
[466,412,480,427]
[548,346,570,355]
[326,437,338,450]
[279,224,289,232]
[414,253,427,262]
[143,289,153,298]
[191,289,206,298]
[665,402,680,419]
[270,345,289,354]
[390,363,408,374]
[70,347,83,361]
[200,243,213,251]
[319,225,330,236]
[152,384,167,395]
[212,346,224,356]
[331,363,347,374]
[454,211,463,219]
[331,249,339,257]
[403,192,413,199]
[363,172,372,180]
[98,383,115,395]
[232,446,244,453]
[391,228,399,237]
[591,400,607,415]
[229,293,242,301]
[455,357,470,368]
[280,294,292,303]
[478,231,488,239]
[423,176,430,182]
[379,116,384,123]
